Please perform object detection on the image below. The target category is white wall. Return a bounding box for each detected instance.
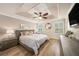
[35,18,66,39]
[0,14,36,30]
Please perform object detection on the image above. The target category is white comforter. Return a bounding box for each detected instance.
[19,34,48,55]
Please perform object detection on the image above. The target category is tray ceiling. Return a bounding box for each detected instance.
[0,3,74,23]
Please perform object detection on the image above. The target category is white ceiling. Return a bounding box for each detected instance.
[16,3,59,21]
[0,3,20,14]
[16,3,74,19]
[0,3,74,23]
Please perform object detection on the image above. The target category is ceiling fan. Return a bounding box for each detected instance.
[33,12,48,19]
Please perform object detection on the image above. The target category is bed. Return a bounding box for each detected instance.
[15,30,48,55]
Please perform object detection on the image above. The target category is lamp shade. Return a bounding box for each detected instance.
[6,30,14,34]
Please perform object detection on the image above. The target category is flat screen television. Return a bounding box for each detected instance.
[68,3,79,26]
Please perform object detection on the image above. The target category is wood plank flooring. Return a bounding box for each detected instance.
[0,39,62,56]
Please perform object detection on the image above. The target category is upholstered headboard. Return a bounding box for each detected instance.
[15,29,34,40]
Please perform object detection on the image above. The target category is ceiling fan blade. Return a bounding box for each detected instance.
[43,13,48,16]
[34,12,38,15]
[42,17,47,19]
[33,17,37,18]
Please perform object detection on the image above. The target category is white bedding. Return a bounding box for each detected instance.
[19,34,48,55]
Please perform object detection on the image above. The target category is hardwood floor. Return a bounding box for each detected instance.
[0,45,34,56]
[0,39,62,56]
[38,39,60,56]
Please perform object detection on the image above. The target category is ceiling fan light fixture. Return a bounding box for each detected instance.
[39,17,42,19]
[33,12,48,19]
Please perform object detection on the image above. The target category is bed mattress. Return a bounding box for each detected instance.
[19,34,48,55]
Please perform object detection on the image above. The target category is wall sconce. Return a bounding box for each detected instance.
[20,24,25,29]
[6,29,14,35]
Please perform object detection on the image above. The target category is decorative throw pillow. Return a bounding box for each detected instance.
[20,32,26,36]
[25,31,30,35]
